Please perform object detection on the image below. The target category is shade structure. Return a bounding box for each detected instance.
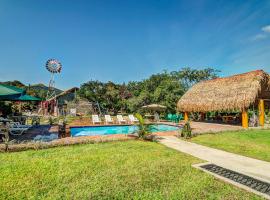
[0,84,25,100]
[0,84,41,101]
[14,94,41,101]
[142,104,167,111]
[177,70,270,112]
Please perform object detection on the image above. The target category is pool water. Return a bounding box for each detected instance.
[70,124,179,137]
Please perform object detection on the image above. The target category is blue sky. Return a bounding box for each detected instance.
[0,0,270,90]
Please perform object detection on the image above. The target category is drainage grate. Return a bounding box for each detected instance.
[200,164,270,196]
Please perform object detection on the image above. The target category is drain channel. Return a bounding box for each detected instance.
[200,164,270,196]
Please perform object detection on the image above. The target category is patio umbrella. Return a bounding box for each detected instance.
[0,84,25,100]
[11,94,41,101]
[142,104,167,111]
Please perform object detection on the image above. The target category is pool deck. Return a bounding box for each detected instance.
[1,119,245,152]
[68,118,243,135]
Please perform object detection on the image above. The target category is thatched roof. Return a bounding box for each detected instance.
[177,70,270,112]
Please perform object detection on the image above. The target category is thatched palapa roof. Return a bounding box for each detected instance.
[177,70,270,112]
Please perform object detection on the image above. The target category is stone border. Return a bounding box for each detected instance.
[0,134,135,153]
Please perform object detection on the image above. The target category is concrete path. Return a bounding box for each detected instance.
[159,136,270,183]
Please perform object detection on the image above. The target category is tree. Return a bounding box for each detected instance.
[77,67,220,114]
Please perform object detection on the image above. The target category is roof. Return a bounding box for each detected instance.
[177,70,270,112]
[15,94,41,101]
[48,87,79,101]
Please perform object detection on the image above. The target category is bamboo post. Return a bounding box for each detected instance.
[242,109,248,128]
[184,112,188,122]
[259,99,265,127]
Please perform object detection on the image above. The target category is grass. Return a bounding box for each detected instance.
[191,129,270,162]
[0,140,261,199]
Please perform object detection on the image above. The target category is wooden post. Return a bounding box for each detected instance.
[259,99,265,127]
[242,109,248,128]
[201,113,205,121]
[184,112,188,121]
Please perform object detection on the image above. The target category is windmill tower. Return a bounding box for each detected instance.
[45,59,62,100]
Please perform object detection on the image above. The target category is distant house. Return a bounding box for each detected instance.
[42,87,93,116]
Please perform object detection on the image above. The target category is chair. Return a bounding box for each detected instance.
[8,125,29,136]
[7,122,32,129]
[167,114,173,121]
[117,115,126,124]
[92,115,102,124]
[9,127,29,135]
[105,115,114,124]
[128,114,139,123]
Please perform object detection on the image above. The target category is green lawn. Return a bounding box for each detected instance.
[191,129,270,162]
[0,141,261,199]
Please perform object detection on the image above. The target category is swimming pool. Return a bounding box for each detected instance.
[70,124,179,137]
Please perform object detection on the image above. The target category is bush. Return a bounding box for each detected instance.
[134,113,151,140]
[180,121,192,139]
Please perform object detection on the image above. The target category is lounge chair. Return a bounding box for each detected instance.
[9,127,29,135]
[105,115,114,124]
[128,114,139,123]
[5,122,30,136]
[117,115,126,124]
[92,115,102,124]
[7,122,32,129]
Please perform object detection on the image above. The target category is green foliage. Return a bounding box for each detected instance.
[181,121,192,138]
[48,117,57,125]
[78,67,219,114]
[0,102,12,117]
[134,113,151,139]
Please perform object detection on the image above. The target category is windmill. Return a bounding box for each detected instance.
[45,59,62,100]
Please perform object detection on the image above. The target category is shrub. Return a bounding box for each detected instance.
[134,113,151,140]
[181,121,192,139]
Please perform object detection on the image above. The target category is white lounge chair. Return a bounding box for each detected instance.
[128,114,139,123]
[117,115,126,124]
[7,122,32,129]
[92,115,102,124]
[105,115,113,124]
[8,126,29,136]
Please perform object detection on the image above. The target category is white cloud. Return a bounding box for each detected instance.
[262,25,270,33]
[251,24,270,41]
[252,33,267,41]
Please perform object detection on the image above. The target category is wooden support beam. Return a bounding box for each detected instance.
[259,99,265,127]
[184,112,189,122]
[242,110,248,128]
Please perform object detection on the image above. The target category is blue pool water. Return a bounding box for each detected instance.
[70,124,179,137]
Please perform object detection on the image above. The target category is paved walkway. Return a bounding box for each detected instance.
[159,136,270,183]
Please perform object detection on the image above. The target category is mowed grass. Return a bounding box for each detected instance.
[191,129,270,162]
[0,141,261,199]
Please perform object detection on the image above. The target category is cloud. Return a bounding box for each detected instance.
[251,24,270,41]
[262,25,270,33]
[252,33,267,41]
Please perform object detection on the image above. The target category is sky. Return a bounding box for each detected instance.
[0,0,270,90]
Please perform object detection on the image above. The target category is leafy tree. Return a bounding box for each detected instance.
[75,67,220,114]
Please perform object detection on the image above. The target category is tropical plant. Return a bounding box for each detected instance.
[48,117,57,125]
[181,121,192,139]
[134,113,151,139]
